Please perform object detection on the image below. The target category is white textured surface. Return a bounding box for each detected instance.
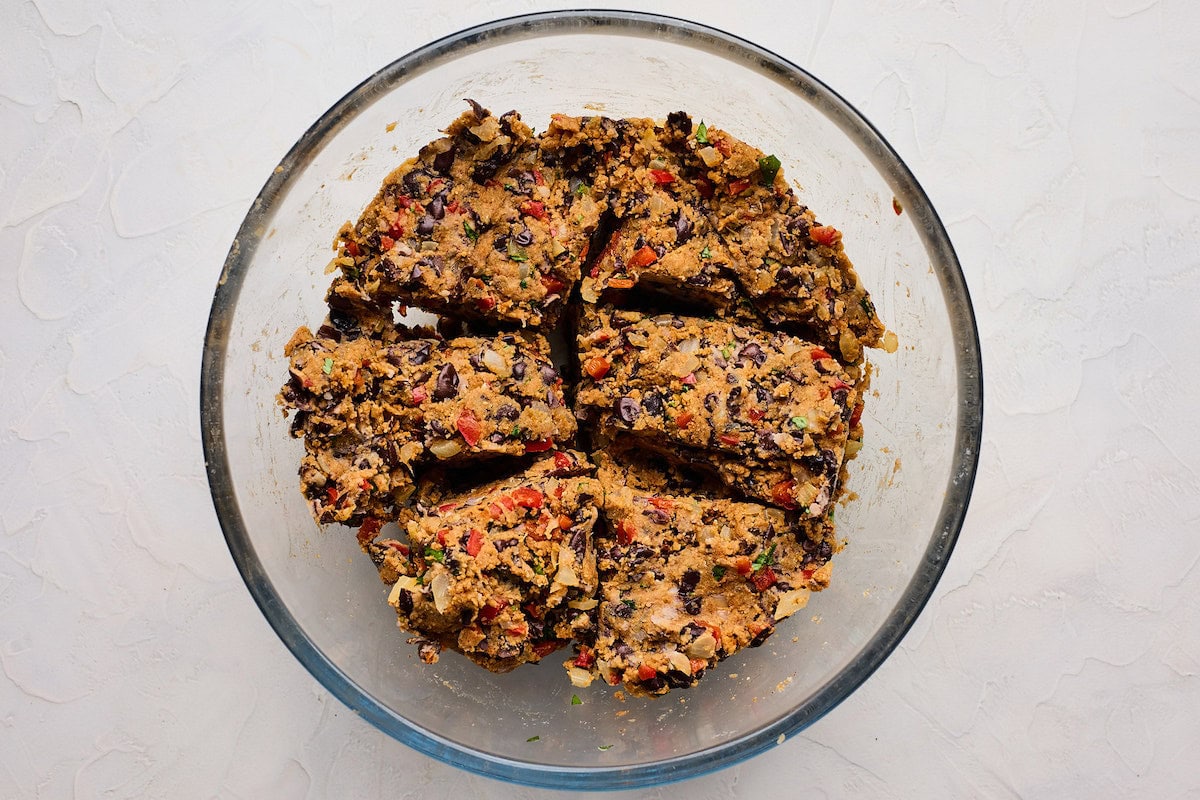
[3,0,1198,796]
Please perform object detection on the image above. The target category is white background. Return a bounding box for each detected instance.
[4,0,1199,797]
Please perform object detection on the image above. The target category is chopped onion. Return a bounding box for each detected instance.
[430,573,451,614]
[429,439,463,459]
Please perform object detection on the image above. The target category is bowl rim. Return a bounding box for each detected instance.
[201,9,983,790]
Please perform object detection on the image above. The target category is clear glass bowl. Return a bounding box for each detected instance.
[201,11,982,790]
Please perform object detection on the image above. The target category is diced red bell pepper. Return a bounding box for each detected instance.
[714,138,732,157]
[380,235,395,250]
[356,517,382,547]
[553,451,574,471]
[647,497,674,512]
[830,379,851,392]
[751,566,778,591]
[810,348,832,361]
[801,568,815,580]
[541,274,566,295]
[523,437,554,453]
[437,502,458,513]
[637,664,658,681]
[607,277,634,289]
[465,528,483,557]
[728,179,751,195]
[456,408,482,447]
[681,373,696,386]
[396,195,413,209]
[675,412,695,429]
[735,556,753,576]
[616,519,636,545]
[810,225,841,246]
[574,647,596,669]
[627,246,658,268]
[505,624,528,638]
[532,168,546,186]
[344,240,360,257]
[411,385,427,404]
[531,640,560,658]
[584,356,611,380]
[849,402,864,427]
[389,219,405,237]
[487,503,505,520]
[436,528,448,546]
[325,487,339,504]
[479,601,507,623]
[771,479,797,509]
[718,433,741,447]
[558,514,574,530]
[694,178,714,198]
[747,408,765,422]
[520,200,547,220]
[690,658,708,675]
[476,296,497,311]
[511,487,543,510]
[649,169,675,185]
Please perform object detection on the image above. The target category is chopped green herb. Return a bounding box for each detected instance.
[571,694,582,706]
[520,279,528,289]
[758,154,782,185]
[505,182,517,192]
[527,735,541,742]
[695,121,708,144]
[533,559,545,575]
[463,220,478,242]
[597,744,614,751]
[712,565,727,580]
[790,416,808,430]
[721,344,733,359]
[511,425,522,438]
[860,297,875,318]
[622,599,636,610]
[700,246,712,259]
[574,182,590,197]
[424,546,444,563]
[752,544,777,572]
[478,273,492,284]
[322,357,334,375]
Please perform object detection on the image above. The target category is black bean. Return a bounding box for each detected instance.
[429,195,445,219]
[822,448,841,476]
[610,602,633,619]
[642,391,664,416]
[417,215,435,237]
[568,529,587,561]
[679,569,700,594]
[685,272,712,287]
[402,169,427,196]
[496,538,518,550]
[547,388,560,408]
[750,626,775,648]
[469,351,484,370]
[528,620,545,640]
[514,226,533,246]
[643,508,671,525]
[616,397,641,424]
[703,393,719,412]
[665,110,692,136]
[641,674,665,692]
[408,261,423,283]
[315,323,341,342]
[540,363,558,384]
[404,341,430,366]
[740,342,766,366]
[396,589,414,614]
[614,642,634,656]
[328,307,358,334]
[432,146,456,175]
[653,244,666,258]
[493,234,509,252]
[488,432,506,444]
[832,387,850,408]
[665,670,695,689]
[464,98,487,120]
[673,212,694,243]
[429,419,449,436]
[755,385,771,404]
[496,404,520,421]
[434,364,459,399]
[512,360,526,380]
[471,150,507,183]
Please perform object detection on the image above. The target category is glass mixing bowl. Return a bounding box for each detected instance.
[201,10,982,790]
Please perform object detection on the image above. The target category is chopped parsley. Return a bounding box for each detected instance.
[622,599,636,610]
[758,154,782,185]
[695,121,708,144]
[321,357,334,375]
[721,344,733,359]
[520,279,528,289]
[752,544,777,572]
[463,220,478,242]
[511,425,522,438]
[571,694,582,706]
[533,559,545,575]
[574,182,590,197]
[790,416,808,430]
[597,744,614,751]
[699,246,712,259]
[860,297,874,318]
[527,735,541,742]
[423,546,444,563]
[712,565,727,580]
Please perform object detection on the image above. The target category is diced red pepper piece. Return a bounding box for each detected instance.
[479,601,506,623]
[751,566,778,591]
[735,556,753,577]
[694,178,714,198]
[379,235,395,250]
[476,297,497,311]
[616,519,636,545]
[385,541,409,556]
[771,479,797,509]
[532,168,546,186]
[360,479,372,493]
[584,356,611,380]
[325,487,339,504]
[445,200,461,214]
[487,503,505,520]
[437,502,458,513]
[389,219,405,237]
[690,658,708,675]
[553,451,574,471]
[810,348,832,361]
[411,385,427,404]
[810,225,842,246]
[607,278,634,289]
[558,514,574,530]
[647,497,674,512]
[456,408,482,447]
[511,488,544,510]
[649,169,676,185]
[520,200,547,220]
[428,178,445,193]
[344,240,360,257]
[849,402,864,427]
[747,408,765,422]
[356,517,382,548]
[728,179,751,195]
[396,196,413,209]
[574,647,596,669]
[627,246,658,269]
[681,373,696,385]
[505,624,528,638]
[637,664,658,681]
[465,528,483,557]
[801,568,815,580]
[676,412,695,429]
[718,433,741,447]
[714,138,732,157]
[531,640,560,658]
[436,528,448,546]
[541,274,567,295]
[523,437,554,453]
[500,496,516,512]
